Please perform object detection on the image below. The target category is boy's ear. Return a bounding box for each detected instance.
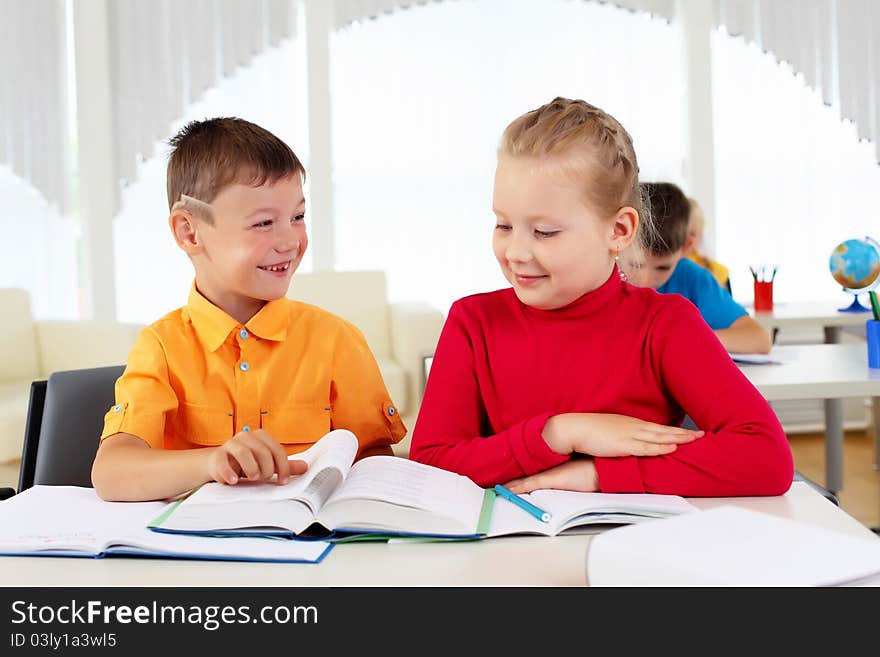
[169,210,203,255]
[681,233,697,258]
[610,206,638,252]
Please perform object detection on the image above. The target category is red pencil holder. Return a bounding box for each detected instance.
[754,281,773,312]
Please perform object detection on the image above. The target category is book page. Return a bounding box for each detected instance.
[488,490,697,537]
[107,528,331,563]
[587,506,880,586]
[316,456,486,535]
[170,429,358,511]
[0,486,165,554]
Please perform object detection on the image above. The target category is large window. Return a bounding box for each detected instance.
[8,1,879,322]
[331,0,687,313]
[712,29,880,305]
[1,0,78,320]
[0,169,79,318]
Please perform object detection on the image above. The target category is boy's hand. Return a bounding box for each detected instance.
[207,429,308,485]
[543,413,704,458]
[505,459,599,494]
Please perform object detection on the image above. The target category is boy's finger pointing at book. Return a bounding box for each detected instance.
[252,429,299,484]
[288,459,308,478]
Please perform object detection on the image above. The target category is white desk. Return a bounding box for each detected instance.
[0,483,874,586]
[740,344,880,493]
[748,301,870,343]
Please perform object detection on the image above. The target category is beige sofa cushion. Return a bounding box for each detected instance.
[35,321,142,375]
[3,289,40,382]
[288,271,391,358]
[0,379,32,463]
[375,356,407,417]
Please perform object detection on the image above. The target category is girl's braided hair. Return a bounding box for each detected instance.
[499,97,654,248]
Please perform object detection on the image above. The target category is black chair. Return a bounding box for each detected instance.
[0,365,124,500]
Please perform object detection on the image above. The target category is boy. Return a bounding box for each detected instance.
[92,118,405,501]
[623,182,772,354]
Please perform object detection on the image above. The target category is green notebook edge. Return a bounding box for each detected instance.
[147,485,202,529]
[476,487,496,535]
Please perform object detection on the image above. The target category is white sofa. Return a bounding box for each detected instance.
[287,271,445,434]
[1,288,143,463]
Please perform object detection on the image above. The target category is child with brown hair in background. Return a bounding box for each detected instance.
[623,181,772,354]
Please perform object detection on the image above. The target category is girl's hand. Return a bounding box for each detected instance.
[505,459,599,494]
[207,429,307,485]
[543,413,703,457]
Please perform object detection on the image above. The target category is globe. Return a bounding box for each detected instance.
[829,236,880,312]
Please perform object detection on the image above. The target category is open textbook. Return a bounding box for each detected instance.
[0,485,332,563]
[150,430,697,540]
[486,489,696,537]
[586,506,880,586]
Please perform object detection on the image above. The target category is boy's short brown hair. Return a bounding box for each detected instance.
[639,181,690,256]
[166,117,305,222]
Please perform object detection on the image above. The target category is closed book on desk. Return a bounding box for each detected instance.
[151,430,696,540]
[0,486,332,563]
[586,506,880,586]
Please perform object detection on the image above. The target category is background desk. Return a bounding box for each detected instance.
[749,301,869,343]
[739,344,880,494]
[0,483,874,587]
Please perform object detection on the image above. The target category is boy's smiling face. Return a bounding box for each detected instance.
[173,174,307,323]
[491,155,634,310]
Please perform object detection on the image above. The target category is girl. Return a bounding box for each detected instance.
[409,98,792,496]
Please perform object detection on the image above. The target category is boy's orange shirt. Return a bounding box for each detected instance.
[101,284,406,456]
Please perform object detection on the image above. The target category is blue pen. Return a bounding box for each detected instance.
[494,484,552,523]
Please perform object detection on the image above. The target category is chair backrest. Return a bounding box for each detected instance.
[20,365,125,491]
[17,380,47,492]
[287,270,391,357]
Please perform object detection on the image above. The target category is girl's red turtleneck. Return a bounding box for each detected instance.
[410,268,793,496]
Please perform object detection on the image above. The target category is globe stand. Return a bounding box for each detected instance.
[838,293,871,313]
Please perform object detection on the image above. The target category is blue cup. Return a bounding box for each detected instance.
[868,320,880,369]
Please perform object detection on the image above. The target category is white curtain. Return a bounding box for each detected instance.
[715,0,880,160]
[610,0,674,21]
[0,0,70,212]
[108,0,297,198]
[332,0,675,29]
[333,0,437,29]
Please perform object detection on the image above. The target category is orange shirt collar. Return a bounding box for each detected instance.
[185,283,290,351]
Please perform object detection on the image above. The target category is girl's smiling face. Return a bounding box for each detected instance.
[492,155,636,310]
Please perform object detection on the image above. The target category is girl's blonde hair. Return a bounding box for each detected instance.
[499,97,653,247]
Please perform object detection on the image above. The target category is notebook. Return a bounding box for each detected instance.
[586,506,880,586]
[0,486,332,563]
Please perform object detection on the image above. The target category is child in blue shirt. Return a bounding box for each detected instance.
[623,182,772,354]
